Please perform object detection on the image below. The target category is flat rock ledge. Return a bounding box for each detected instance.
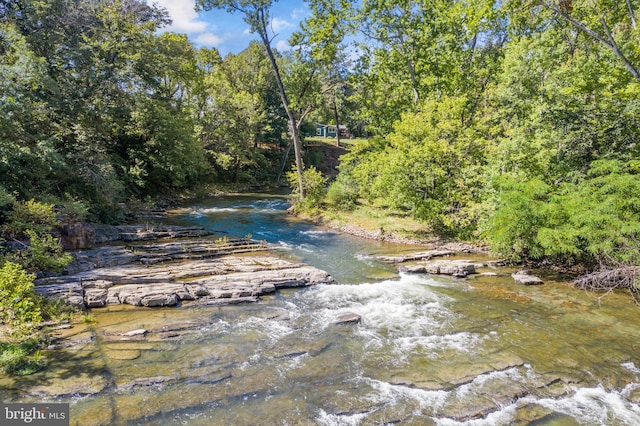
[57,222,212,250]
[400,259,479,277]
[378,250,507,278]
[35,255,334,309]
[374,250,454,263]
[62,237,269,275]
[512,270,544,285]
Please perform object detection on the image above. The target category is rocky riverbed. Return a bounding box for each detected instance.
[36,225,334,310]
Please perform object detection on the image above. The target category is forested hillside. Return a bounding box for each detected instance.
[2,0,640,270]
[1,0,293,224]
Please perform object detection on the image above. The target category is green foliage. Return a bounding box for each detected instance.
[325,175,358,211]
[0,262,41,337]
[6,230,73,273]
[485,161,640,265]
[57,197,89,223]
[0,340,45,376]
[3,200,56,238]
[483,177,552,262]
[287,165,327,210]
[1,199,72,273]
[337,97,487,236]
[82,314,96,324]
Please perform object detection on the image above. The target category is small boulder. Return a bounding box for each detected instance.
[85,288,108,308]
[401,260,476,277]
[512,270,544,285]
[334,312,362,325]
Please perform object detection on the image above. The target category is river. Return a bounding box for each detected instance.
[3,192,640,425]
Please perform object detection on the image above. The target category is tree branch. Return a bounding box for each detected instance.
[541,2,640,83]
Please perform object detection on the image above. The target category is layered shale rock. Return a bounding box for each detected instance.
[36,254,334,309]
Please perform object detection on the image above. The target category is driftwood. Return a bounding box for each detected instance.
[572,266,640,302]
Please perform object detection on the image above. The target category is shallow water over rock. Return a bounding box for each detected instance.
[3,193,640,425]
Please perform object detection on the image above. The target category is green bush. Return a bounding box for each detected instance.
[1,199,73,273]
[58,197,89,223]
[483,177,551,262]
[5,230,73,273]
[0,341,45,375]
[325,177,358,211]
[3,199,57,238]
[0,262,42,337]
[287,165,328,211]
[484,161,640,266]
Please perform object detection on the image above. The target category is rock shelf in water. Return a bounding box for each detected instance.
[35,236,334,309]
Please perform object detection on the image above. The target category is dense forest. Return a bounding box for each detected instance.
[2,0,640,275]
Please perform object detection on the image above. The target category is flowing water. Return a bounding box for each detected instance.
[3,193,640,425]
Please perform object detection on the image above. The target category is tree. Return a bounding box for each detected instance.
[538,0,640,83]
[196,0,306,197]
[200,43,285,182]
[1,0,212,218]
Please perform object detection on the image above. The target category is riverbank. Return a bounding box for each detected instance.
[292,205,489,254]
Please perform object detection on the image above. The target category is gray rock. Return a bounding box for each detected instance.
[40,253,334,309]
[375,250,454,263]
[84,289,108,308]
[34,282,86,309]
[141,293,178,307]
[334,312,362,325]
[512,270,544,285]
[57,221,95,250]
[402,260,477,277]
[122,329,147,337]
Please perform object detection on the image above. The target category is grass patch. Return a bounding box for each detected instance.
[303,201,435,243]
[0,340,45,376]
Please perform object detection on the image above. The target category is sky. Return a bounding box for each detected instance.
[150,0,309,56]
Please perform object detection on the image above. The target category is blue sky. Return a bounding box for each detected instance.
[151,0,309,55]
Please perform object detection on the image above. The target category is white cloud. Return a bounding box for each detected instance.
[290,8,305,20]
[275,39,291,51]
[195,32,224,47]
[153,0,208,33]
[271,17,294,33]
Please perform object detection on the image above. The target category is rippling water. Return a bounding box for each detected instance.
[3,193,640,425]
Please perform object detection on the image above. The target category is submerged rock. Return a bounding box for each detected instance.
[122,329,147,337]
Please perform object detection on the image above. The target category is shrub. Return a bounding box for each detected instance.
[483,177,551,262]
[325,178,357,211]
[6,230,73,273]
[3,199,56,238]
[0,262,42,337]
[0,341,45,375]
[287,165,327,211]
[58,197,89,223]
[484,160,640,266]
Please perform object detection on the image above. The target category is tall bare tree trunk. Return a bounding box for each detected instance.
[332,91,341,147]
[257,10,305,198]
[276,142,292,184]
